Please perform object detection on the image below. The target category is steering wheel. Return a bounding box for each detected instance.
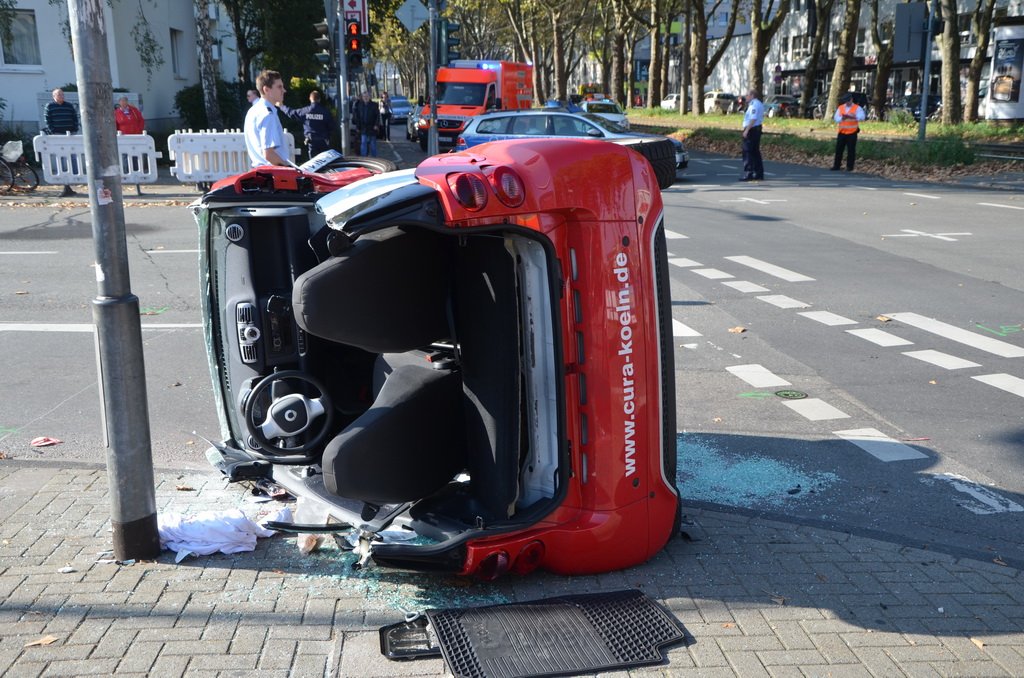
[243,371,334,455]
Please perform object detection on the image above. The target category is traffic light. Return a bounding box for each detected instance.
[313,20,332,65]
[346,19,363,70]
[445,21,461,63]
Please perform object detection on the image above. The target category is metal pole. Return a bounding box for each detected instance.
[338,2,350,156]
[917,0,939,142]
[68,0,160,560]
[427,0,439,155]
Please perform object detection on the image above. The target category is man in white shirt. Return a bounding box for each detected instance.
[244,70,289,166]
[740,88,765,181]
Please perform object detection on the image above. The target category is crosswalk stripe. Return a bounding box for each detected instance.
[833,428,929,462]
[724,255,815,282]
[664,230,688,239]
[798,311,857,326]
[722,280,770,293]
[672,319,702,337]
[783,398,850,421]
[669,257,702,268]
[972,373,1024,398]
[726,364,791,388]
[902,350,980,370]
[884,312,1024,358]
[757,295,810,309]
[846,328,913,347]
[693,268,734,279]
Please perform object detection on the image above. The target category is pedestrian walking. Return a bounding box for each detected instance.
[44,88,80,197]
[243,70,289,167]
[740,88,764,182]
[831,92,866,172]
[379,92,393,142]
[352,91,379,157]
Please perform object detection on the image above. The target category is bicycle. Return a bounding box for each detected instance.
[0,140,40,192]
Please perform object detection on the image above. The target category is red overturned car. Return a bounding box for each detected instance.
[194,140,679,578]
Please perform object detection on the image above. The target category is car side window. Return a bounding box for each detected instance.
[511,116,547,135]
[553,115,594,136]
[476,117,510,134]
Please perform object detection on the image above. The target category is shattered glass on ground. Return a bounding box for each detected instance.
[676,433,840,509]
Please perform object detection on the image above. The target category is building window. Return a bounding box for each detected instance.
[170,28,183,76]
[854,28,867,56]
[792,34,811,61]
[1,10,42,66]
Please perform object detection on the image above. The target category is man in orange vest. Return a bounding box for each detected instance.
[831,92,866,171]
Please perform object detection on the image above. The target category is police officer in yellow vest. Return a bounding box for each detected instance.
[831,92,866,172]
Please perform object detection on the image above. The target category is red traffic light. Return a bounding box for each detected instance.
[346,20,360,36]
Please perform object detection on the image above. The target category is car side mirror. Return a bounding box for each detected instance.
[586,128,602,137]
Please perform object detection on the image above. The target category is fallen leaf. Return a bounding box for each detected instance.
[971,637,986,649]
[993,556,1008,566]
[712,417,723,423]
[170,381,182,387]
[30,436,63,447]
[876,315,891,322]
[728,326,746,334]
[58,566,76,574]
[273,569,285,574]
[770,595,786,605]
[175,485,195,492]
[185,440,195,446]
[15,290,29,295]
[816,574,828,582]
[24,635,59,648]
[722,622,735,628]
[0,451,8,460]
[929,380,937,385]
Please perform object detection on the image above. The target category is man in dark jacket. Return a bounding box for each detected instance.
[352,91,379,157]
[281,90,335,160]
[44,88,80,197]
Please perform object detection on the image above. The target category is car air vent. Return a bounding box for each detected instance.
[240,343,257,363]
[236,303,255,324]
[226,223,244,242]
[236,302,260,364]
[297,328,307,356]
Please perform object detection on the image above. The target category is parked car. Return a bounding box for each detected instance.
[887,94,942,122]
[703,90,736,114]
[580,99,629,128]
[661,93,682,110]
[388,95,412,123]
[193,140,680,579]
[765,94,799,118]
[453,109,687,189]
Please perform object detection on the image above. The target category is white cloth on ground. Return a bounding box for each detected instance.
[158,507,292,559]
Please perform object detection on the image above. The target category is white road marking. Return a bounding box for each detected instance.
[0,251,59,255]
[726,364,791,388]
[855,186,878,191]
[722,164,740,169]
[798,311,857,326]
[0,323,202,332]
[972,373,1024,398]
[977,202,1024,211]
[845,328,913,347]
[884,312,1024,358]
[757,295,811,309]
[669,257,702,268]
[692,268,734,279]
[783,398,850,421]
[925,473,1024,515]
[672,319,702,337]
[664,230,688,239]
[144,249,200,254]
[721,197,788,205]
[902,350,980,370]
[903,192,941,200]
[833,428,929,462]
[881,229,972,241]
[722,280,770,293]
[724,256,815,282]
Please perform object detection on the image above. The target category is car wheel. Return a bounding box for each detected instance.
[626,138,677,190]
[324,155,399,174]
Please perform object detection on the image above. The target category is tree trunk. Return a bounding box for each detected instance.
[612,31,626,106]
[800,0,835,117]
[937,0,963,123]
[680,1,691,113]
[550,9,566,101]
[964,0,996,121]
[194,0,223,130]
[647,5,662,108]
[826,0,862,118]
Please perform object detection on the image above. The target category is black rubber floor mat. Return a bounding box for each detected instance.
[425,588,686,678]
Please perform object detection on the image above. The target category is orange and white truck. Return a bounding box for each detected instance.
[416,60,533,151]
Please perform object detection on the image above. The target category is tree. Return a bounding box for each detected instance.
[220,0,262,84]
[963,0,997,121]
[747,0,791,95]
[799,0,836,117]
[867,0,893,119]
[194,0,223,130]
[936,0,962,124]
[825,0,861,118]
[688,0,741,114]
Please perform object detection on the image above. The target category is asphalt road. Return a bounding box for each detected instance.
[2,133,1022,568]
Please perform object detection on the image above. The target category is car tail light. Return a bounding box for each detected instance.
[476,550,510,581]
[511,541,545,575]
[446,172,488,211]
[489,166,525,207]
